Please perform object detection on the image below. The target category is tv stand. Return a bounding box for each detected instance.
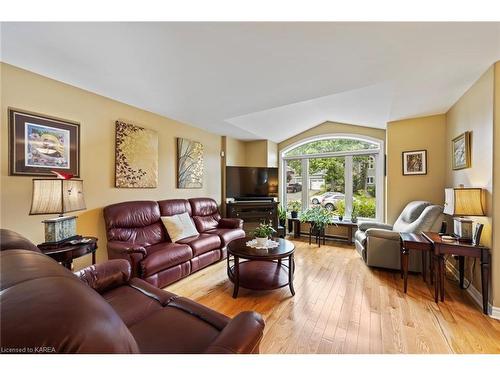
[227,200,278,234]
[234,197,275,202]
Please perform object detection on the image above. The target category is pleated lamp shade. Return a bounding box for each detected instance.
[444,187,485,216]
[30,179,86,215]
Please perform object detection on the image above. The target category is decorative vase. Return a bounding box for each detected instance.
[338,215,343,221]
[291,211,298,218]
[255,237,268,247]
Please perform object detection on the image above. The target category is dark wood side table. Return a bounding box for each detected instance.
[37,236,98,270]
[399,233,434,293]
[422,231,490,314]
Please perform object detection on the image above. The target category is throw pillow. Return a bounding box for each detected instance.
[161,212,199,242]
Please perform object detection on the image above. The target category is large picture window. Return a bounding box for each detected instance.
[281,135,384,221]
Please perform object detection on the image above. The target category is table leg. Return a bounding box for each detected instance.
[289,254,295,296]
[295,221,300,238]
[62,260,72,270]
[440,255,445,302]
[402,248,409,293]
[458,256,465,289]
[421,250,426,282]
[92,250,96,265]
[434,254,439,303]
[287,219,293,234]
[399,239,404,279]
[429,251,434,285]
[232,256,240,299]
[481,251,490,314]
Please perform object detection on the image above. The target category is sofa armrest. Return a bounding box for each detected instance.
[358,221,393,231]
[75,259,131,293]
[366,228,401,241]
[218,218,244,229]
[204,311,265,354]
[107,241,147,256]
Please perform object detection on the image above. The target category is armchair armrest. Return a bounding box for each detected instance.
[218,218,244,229]
[75,259,131,293]
[204,311,265,354]
[365,228,401,241]
[107,241,147,256]
[358,221,393,231]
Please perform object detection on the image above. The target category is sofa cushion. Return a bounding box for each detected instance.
[141,243,193,277]
[189,198,222,232]
[158,199,192,217]
[177,233,221,257]
[206,228,245,247]
[104,201,164,246]
[161,212,199,242]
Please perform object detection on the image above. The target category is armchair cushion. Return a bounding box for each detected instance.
[76,259,131,294]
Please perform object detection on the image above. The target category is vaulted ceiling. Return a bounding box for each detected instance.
[2,22,499,142]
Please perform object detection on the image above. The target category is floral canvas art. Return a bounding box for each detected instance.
[177,138,204,188]
[115,121,158,188]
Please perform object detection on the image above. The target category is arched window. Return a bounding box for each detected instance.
[281,134,384,221]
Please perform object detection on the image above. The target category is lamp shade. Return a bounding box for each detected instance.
[444,187,485,216]
[30,179,86,215]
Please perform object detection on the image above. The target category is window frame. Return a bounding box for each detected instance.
[280,133,384,222]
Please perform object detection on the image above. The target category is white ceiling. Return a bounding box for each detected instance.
[1,22,499,142]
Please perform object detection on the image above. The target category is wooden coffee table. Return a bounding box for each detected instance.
[227,237,295,298]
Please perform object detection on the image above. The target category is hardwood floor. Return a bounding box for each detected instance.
[166,238,500,354]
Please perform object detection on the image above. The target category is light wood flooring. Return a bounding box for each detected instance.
[166,238,500,354]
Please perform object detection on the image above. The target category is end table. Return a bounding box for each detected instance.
[37,236,98,270]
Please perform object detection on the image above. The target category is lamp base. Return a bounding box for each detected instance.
[42,216,77,243]
[453,217,473,243]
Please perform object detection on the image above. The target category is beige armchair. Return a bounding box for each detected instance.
[355,201,443,272]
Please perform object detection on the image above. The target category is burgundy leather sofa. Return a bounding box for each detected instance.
[104,198,245,288]
[0,229,264,354]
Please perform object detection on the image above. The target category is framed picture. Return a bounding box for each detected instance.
[177,138,204,188]
[402,150,427,175]
[9,108,80,177]
[452,131,471,170]
[115,120,158,188]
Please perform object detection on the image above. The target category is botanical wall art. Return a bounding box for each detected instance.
[177,138,204,188]
[452,131,471,170]
[402,150,427,175]
[9,108,80,176]
[115,120,158,188]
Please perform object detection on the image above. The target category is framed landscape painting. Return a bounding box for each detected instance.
[177,138,204,188]
[402,150,427,175]
[452,131,471,170]
[9,108,80,177]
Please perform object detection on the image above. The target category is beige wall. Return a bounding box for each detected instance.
[493,62,500,307]
[386,115,447,223]
[225,138,278,168]
[225,136,247,167]
[0,63,222,270]
[446,66,495,301]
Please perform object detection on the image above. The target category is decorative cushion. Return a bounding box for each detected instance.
[161,212,199,242]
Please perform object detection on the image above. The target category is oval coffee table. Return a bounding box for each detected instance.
[227,237,295,298]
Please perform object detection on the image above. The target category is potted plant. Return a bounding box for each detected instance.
[299,205,334,236]
[253,222,276,247]
[287,200,302,219]
[278,205,287,227]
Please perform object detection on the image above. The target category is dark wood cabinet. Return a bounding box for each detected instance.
[227,201,278,235]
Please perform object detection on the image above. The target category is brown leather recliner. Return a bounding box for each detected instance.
[0,229,264,354]
[103,198,245,288]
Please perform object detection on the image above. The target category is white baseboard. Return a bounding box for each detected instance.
[445,260,500,320]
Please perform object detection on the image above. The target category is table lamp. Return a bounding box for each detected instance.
[443,186,484,243]
[30,179,86,243]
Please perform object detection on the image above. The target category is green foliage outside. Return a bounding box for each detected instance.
[335,194,376,218]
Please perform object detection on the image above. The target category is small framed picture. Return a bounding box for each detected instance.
[452,131,471,170]
[9,108,80,177]
[402,150,427,175]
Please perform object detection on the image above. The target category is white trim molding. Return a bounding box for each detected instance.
[445,260,500,320]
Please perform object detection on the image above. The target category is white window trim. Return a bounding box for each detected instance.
[280,133,385,222]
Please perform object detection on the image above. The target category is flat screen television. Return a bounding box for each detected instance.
[226,166,278,199]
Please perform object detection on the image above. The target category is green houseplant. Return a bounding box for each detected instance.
[300,205,334,235]
[278,205,287,227]
[253,222,276,246]
[287,200,302,218]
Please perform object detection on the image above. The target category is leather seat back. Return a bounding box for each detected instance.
[189,198,221,232]
[104,201,165,246]
[0,229,41,253]
[0,249,140,353]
